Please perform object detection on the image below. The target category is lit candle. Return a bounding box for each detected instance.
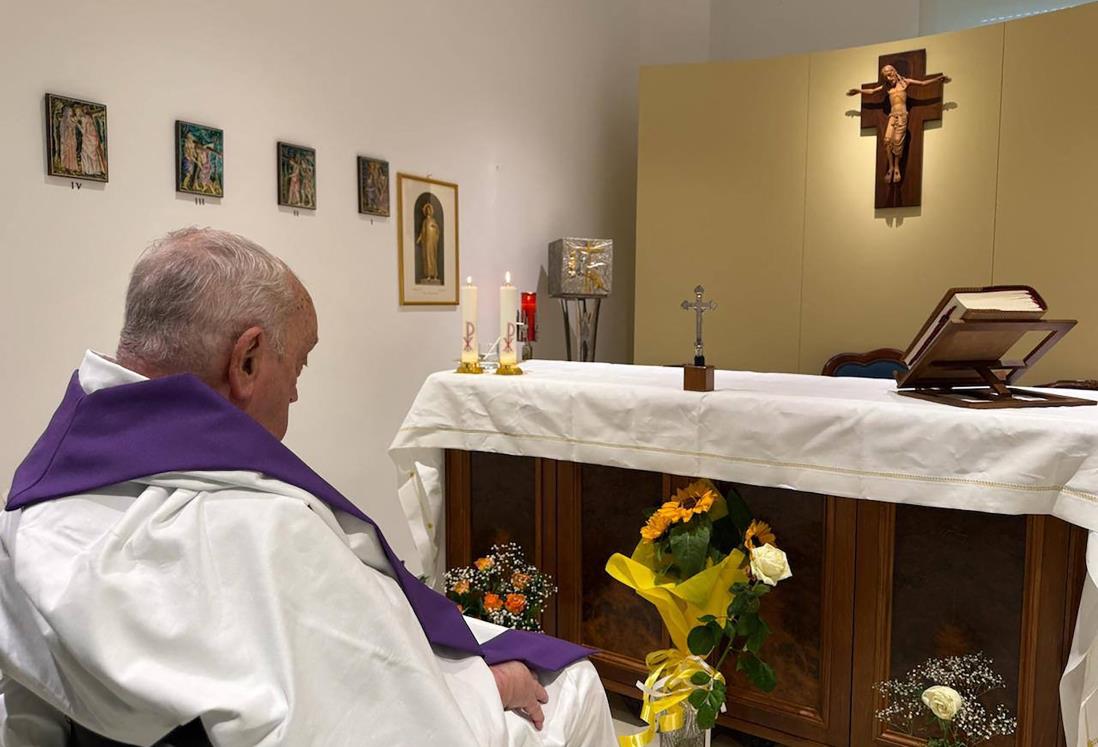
[521,292,537,342]
[499,271,519,367]
[460,276,478,365]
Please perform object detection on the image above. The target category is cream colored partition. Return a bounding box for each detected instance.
[992,4,1098,383]
[633,57,809,372]
[798,25,1004,374]
[636,5,1098,382]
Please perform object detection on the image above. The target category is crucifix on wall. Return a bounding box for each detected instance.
[846,49,951,209]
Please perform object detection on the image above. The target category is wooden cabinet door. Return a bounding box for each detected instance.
[555,462,672,695]
[712,484,858,746]
[850,503,1083,746]
[445,450,558,633]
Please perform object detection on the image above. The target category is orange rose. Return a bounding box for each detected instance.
[505,594,527,614]
[474,557,494,571]
[452,579,470,595]
[511,572,531,590]
[484,593,503,611]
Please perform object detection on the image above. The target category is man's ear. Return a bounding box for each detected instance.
[227,326,265,407]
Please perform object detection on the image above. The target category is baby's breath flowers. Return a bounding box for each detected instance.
[445,543,556,631]
[875,653,1017,745]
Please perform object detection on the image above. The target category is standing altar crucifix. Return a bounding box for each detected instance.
[681,285,716,367]
[846,49,951,209]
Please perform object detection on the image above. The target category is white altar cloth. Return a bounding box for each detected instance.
[388,360,1098,745]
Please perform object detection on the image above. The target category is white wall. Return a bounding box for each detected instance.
[919,0,1095,33]
[709,0,921,60]
[0,0,709,567]
[706,0,1098,61]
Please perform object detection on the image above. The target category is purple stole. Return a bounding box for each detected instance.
[7,372,591,672]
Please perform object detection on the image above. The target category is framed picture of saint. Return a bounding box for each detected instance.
[277,142,316,210]
[357,156,390,217]
[45,93,108,182]
[176,121,224,197]
[397,173,459,305]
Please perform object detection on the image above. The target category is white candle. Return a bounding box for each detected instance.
[460,276,478,365]
[499,271,519,366]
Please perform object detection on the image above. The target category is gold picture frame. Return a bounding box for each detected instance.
[397,173,459,305]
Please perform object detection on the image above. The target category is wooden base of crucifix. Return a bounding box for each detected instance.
[683,364,715,392]
[850,49,948,209]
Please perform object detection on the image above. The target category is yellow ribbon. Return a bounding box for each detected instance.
[618,649,725,747]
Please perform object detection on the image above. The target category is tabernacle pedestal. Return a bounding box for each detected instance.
[391,361,1098,745]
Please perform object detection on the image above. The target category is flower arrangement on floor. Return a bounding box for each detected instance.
[606,479,792,745]
[444,542,556,632]
[874,652,1017,746]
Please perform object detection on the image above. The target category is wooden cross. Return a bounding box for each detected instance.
[849,49,949,209]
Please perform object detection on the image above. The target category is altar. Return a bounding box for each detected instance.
[390,361,1098,745]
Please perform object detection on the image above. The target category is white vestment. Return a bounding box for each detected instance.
[0,352,615,747]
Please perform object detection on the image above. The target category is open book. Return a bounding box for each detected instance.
[902,286,1046,368]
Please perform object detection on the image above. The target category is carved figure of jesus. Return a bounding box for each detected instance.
[847,65,950,184]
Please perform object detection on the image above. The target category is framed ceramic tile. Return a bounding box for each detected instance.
[357,156,390,217]
[277,142,316,209]
[176,121,224,197]
[46,93,108,182]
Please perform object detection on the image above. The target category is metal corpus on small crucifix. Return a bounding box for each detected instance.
[681,285,716,392]
[847,49,951,209]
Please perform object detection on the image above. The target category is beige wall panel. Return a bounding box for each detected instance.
[799,24,1004,375]
[634,57,809,371]
[992,3,1098,383]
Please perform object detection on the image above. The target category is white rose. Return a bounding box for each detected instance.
[921,685,963,721]
[749,544,792,586]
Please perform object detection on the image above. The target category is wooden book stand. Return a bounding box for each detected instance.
[895,318,1095,409]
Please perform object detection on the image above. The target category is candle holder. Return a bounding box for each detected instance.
[455,360,484,374]
[520,291,537,362]
[496,361,524,376]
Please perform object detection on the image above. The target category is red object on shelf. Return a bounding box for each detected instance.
[521,292,537,342]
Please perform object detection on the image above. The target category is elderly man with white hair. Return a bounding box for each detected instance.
[0,228,616,747]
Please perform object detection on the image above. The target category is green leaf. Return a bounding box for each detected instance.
[696,704,718,731]
[687,689,708,709]
[687,624,717,657]
[669,521,711,579]
[698,614,717,624]
[690,671,711,686]
[709,515,739,556]
[736,613,759,638]
[737,652,777,693]
[724,486,754,538]
[728,593,749,617]
[746,619,770,654]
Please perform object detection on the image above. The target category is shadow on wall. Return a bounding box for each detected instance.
[535,266,567,361]
[876,206,922,226]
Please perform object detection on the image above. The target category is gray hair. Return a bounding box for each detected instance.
[117,227,301,379]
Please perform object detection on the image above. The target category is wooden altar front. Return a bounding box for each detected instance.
[445,450,1086,746]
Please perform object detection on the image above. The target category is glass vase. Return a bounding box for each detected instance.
[659,704,711,747]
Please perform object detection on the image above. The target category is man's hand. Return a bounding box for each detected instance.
[489,661,549,730]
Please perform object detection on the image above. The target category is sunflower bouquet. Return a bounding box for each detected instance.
[606,479,792,741]
[444,542,556,632]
